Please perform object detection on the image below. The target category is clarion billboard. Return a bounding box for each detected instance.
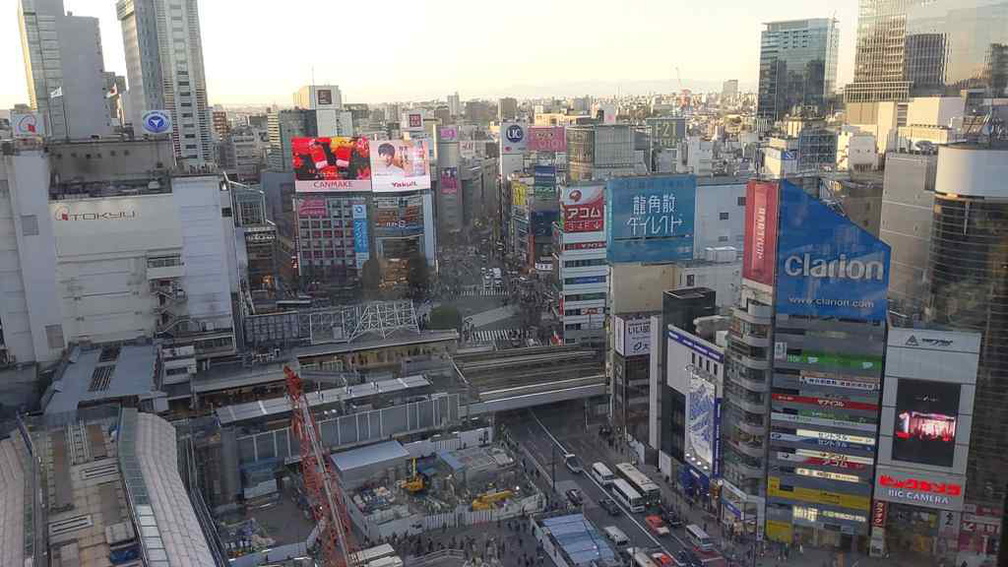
[774,180,890,321]
[742,181,778,286]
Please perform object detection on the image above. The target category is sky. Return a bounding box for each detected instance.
[0,0,858,108]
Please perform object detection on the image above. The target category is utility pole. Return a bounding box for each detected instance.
[551,445,556,493]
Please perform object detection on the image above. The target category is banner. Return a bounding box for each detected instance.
[771,393,879,412]
[440,167,459,195]
[561,184,605,233]
[743,181,778,285]
[687,371,717,469]
[292,137,372,192]
[297,198,328,218]
[352,202,369,268]
[369,139,431,192]
[528,126,566,152]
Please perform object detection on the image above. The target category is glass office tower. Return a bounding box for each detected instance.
[757,18,840,122]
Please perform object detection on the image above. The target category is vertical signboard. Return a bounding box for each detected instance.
[774,180,890,321]
[687,370,717,471]
[439,167,459,195]
[561,184,605,233]
[352,202,369,268]
[500,122,528,154]
[743,180,779,286]
[607,175,696,263]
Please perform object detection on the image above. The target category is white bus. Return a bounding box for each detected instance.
[632,551,659,567]
[611,478,645,513]
[615,463,661,505]
[591,462,616,486]
[685,524,714,551]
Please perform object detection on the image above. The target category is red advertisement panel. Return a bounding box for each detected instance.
[528,126,567,152]
[872,500,887,528]
[561,184,604,233]
[439,167,459,195]
[291,137,372,192]
[772,393,879,411]
[743,181,779,285]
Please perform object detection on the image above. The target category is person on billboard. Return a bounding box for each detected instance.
[293,153,318,179]
[375,143,406,176]
[307,138,340,178]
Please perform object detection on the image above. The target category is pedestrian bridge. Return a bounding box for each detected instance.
[453,346,607,414]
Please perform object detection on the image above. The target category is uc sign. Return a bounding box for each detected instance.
[505,124,525,143]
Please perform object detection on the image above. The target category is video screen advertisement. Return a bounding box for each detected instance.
[292,137,372,192]
[439,167,459,196]
[373,194,424,238]
[743,181,779,286]
[606,175,696,263]
[561,184,605,233]
[369,139,431,192]
[892,379,961,468]
[774,180,890,321]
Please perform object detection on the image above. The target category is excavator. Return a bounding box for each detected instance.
[471,489,514,511]
[399,458,426,494]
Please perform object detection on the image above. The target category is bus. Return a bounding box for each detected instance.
[615,463,661,505]
[591,462,616,486]
[611,478,645,513]
[685,524,714,551]
[632,551,659,567]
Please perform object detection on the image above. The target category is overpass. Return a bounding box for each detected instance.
[453,345,607,414]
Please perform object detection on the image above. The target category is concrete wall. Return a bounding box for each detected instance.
[694,181,746,254]
[609,263,679,314]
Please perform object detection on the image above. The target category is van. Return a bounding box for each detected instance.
[603,525,629,547]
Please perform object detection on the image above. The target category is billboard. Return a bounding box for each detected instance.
[531,211,557,237]
[317,89,333,106]
[743,181,779,286]
[686,370,717,470]
[512,181,529,208]
[11,112,44,138]
[891,379,960,467]
[528,126,566,152]
[613,316,650,356]
[561,184,605,233]
[369,139,431,192]
[438,126,459,142]
[373,194,424,237]
[439,167,459,196]
[296,198,328,218]
[874,467,965,511]
[402,111,424,131]
[534,165,555,188]
[607,175,695,263]
[500,122,528,154]
[352,202,369,268]
[50,194,181,257]
[292,137,372,192]
[774,180,890,320]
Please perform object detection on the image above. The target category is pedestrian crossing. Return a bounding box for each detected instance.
[468,328,542,347]
[460,285,506,297]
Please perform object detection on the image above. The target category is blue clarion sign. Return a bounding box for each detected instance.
[774,181,890,321]
[607,175,696,263]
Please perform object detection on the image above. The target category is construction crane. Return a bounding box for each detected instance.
[284,365,358,567]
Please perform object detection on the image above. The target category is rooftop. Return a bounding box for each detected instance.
[45,344,160,415]
[539,514,619,566]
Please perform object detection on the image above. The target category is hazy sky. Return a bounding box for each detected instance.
[1,0,858,108]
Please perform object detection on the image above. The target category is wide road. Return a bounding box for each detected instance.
[504,409,696,563]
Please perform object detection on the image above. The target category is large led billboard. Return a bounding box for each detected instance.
[774,180,890,321]
[292,137,372,192]
[373,194,424,237]
[369,139,431,192]
[891,379,961,467]
[561,184,605,233]
[743,181,778,286]
[528,126,566,152]
[607,175,696,263]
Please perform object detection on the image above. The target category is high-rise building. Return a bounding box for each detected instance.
[498,97,518,122]
[722,179,890,549]
[447,92,461,118]
[926,143,1008,548]
[18,0,114,139]
[757,18,839,122]
[722,79,740,101]
[117,0,213,163]
[267,108,317,171]
[845,0,1008,103]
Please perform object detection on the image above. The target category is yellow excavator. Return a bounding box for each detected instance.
[400,458,426,494]
[471,489,513,511]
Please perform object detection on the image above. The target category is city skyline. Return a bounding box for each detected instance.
[1,0,858,108]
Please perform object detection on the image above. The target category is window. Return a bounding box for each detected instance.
[687,274,695,286]
[21,215,39,236]
[221,207,232,218]
[737,196,746,207]
[719,212,730,220]
[718,235,729,242]
[45,324,64,349]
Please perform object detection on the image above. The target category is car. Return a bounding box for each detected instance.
[598,497,621,516]
[603,526,629,547]
[645,515,670,536]
[651,552,675,566]
[659,505,684,528]
[564,453,584,474]
[565,488,583,506]
[677,550,703,567]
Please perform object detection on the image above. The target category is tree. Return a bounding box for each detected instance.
[406,252,430,300]
[428,305,462,332]
[360,258,381,297]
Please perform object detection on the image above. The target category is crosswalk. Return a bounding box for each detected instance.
[468,328,541,347]
[460,285,506,297]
